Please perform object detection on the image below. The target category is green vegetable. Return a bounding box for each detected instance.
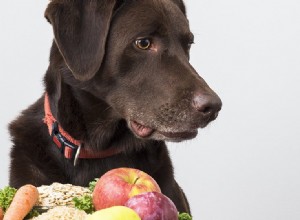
[73,195,94,214]
[25,209,40,219]
[0,186,17,212]
[73,178,98,214]
[89,178,99,192]
[178,212,192,220]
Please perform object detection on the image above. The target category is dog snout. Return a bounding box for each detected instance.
[192,92,222,122]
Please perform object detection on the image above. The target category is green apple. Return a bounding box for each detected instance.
[86,206,141,220]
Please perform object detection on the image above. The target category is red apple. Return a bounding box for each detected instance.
[93,168,161,210]
[125,192,178,220]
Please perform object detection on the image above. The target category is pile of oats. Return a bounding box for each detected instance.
[31,206,88,220]
[30,182,92,220]
[36,182,91,207]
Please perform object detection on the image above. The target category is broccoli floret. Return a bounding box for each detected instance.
[89,178,99,192]
[73,195,94,214]
[0,186,17,212]
[178,212,192,220]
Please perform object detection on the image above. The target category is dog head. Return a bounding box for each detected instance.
[45,0,222,142]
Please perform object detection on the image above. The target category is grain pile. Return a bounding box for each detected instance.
[31,206,88,220]
[30,183,91,220]
[36,183,91,207]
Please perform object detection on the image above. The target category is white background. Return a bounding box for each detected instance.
[1,0,300,219]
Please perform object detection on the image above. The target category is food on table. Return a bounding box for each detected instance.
[3,184,38,220]
[0,168,192,219]
[31,206,87,220]
[87,206,141,220]
[0,207,3,220]
[93,167,161,210]
[125,192,178,220]
[178,212,193,220]
[37,183,91,207]
[0,186,17,212]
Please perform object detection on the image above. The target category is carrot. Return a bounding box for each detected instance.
[0,207,4,220]
[3,184,39,220]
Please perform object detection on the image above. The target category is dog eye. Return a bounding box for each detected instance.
[135,38,152,50]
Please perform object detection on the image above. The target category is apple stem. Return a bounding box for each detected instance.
[133,177,140,185]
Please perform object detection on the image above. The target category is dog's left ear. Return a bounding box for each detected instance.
[45,0,117,81]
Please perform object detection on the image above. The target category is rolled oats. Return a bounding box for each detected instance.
[31,206,88,220]
[36,182,91,207]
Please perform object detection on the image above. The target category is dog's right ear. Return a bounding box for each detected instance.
[171,0,186,16]
[45,0,117,81]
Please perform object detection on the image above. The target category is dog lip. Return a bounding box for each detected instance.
[130,120,198,140]
[130,120,154,138]
[158,130,198,140]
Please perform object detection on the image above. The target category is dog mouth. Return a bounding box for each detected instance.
[130,121,155,138]
[129,120,198,140]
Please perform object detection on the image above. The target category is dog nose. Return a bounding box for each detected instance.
[192,92,222,120]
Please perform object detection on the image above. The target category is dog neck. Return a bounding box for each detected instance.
[43,92,123,162]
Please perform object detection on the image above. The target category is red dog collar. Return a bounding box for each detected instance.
[43,93,121,164]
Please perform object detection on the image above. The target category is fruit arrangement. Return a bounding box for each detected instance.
[90,167,187,220]
[0,168,192,220]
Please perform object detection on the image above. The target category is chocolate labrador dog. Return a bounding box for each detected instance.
[9,0,222,214]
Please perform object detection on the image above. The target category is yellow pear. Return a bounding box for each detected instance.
[87,206,141,220]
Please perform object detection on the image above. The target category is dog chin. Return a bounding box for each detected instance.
[152,130,198,142]
[128,120,198,142]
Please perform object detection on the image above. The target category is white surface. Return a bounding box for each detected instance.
[1,1,300,219]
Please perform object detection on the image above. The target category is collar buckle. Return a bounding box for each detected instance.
[51,122,79,161]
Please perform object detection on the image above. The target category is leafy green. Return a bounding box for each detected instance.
[73,195,94,214]
[89,178,99,192]
[73,178,98,214]
[25,208,40,219]
[178,212,192,220]
[0,186,17,212]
